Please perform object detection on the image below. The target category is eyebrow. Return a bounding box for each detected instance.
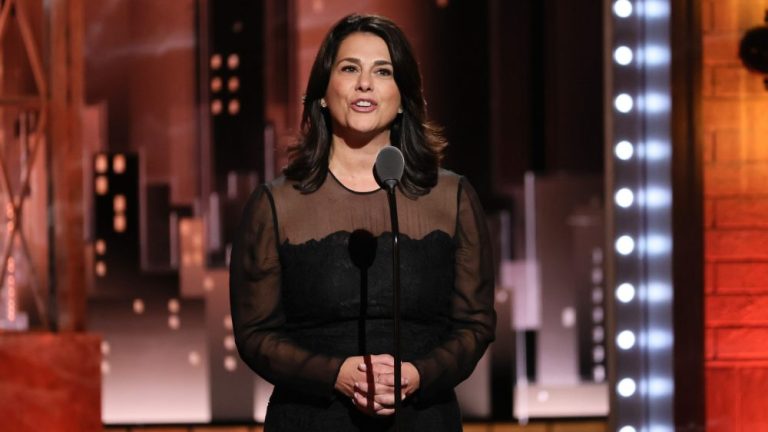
[335,57,393,67]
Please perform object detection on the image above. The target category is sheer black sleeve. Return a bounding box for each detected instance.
[229,185,345,400]
[411,177,496,400]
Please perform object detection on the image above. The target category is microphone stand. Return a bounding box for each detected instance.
[384,181,402,432]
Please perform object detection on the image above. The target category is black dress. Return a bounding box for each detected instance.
[229,169,496,431]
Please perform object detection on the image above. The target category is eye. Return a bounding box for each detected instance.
[375,68,393,77]
[340,64,358,73]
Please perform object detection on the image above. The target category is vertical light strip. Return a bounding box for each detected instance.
[607,0,674,431]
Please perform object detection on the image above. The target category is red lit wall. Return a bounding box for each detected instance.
[703,1,768,429]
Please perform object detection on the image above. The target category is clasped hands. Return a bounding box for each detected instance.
[335,354,420,416]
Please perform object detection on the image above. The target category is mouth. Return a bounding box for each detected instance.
[350,99,378,112]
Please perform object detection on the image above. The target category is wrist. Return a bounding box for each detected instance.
[334,356,360,397]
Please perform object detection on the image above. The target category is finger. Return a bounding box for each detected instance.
[355,381,400,397]
[368,354,395,366]
[374,408,395,416]
[358,362,395,374]
[353,391,385,412]
[374,390,408,406]
[375,373,407,387]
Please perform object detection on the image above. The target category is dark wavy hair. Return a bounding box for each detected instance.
[283,14,446,197]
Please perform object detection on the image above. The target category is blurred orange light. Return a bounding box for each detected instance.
[211,99,223,116]
[210,54,222,70]
[114,214,126,232]
[95,176,109,195]
[210,77,223,93]
[95,261,107,277]
[113,194,127,213]
[227,54,240,70]
[113,154,126,174]
[228,77,240,92]
[95,154,109,173]
[95,239,107,255]
[228,99,240,115]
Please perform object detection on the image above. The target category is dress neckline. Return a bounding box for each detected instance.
[328,170,382,195]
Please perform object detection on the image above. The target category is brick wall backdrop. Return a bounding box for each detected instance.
[702,0,768,430]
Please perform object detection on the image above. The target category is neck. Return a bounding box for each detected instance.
[328,131,390,180]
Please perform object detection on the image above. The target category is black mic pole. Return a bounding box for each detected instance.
[384,182,402,432]
[374,146,405,431]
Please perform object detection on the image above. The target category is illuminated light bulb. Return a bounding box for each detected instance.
[168,298,180,314]
[113,194,126,213]
[203,276,215,292]
[95,239,106,255]
[210,77,223,93]
[592,288,604,303]
[188,351,201,366]
[593,306,604,323]
[616,283,636,303]
[615,93,634,113]
[101,341,111,355]
[223,314,233,330]
[228,99,241,115]
[617,378,637,397]
[132,298,145,315]
[224,335,236,351]
[227,54,240,70]
[613,0,632,18]
[113,154,126,174]
[168,315,181,330]
[228,77,240,92]
[224,355,238,371]
[617,330,636,349]
[615,188,634,208]
[593,345,605,362]
[593,326,605,343]
[593,365,606,382]
[95,261,107,277]
[95,176,109,195]
[211,99,223,115]
[95,154,109,173]
[619,426,637,432]
[614,46,633,65]
[210,54,222,70]
[114,214,127,233]
[615,141,634,160]
[616,235,635,255]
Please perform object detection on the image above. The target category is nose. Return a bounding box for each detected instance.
[356,70,373,92]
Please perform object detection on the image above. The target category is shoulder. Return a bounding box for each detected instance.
[261,175,301,202]
[431,168,462,194]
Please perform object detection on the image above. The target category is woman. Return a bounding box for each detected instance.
[230,14,495,431]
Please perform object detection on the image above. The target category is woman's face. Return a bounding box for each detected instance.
[324,32,402,142]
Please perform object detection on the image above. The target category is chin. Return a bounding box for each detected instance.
[347,124,385,136]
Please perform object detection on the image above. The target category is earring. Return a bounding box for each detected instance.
[320,98,328,108]
[397,107,403,114]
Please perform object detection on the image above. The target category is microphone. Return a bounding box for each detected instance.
[374,146,405,190]
[373,145,404,431]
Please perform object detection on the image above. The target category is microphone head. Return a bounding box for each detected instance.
[374,146,405,189]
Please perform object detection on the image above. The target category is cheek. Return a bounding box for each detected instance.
[325,76,350,101]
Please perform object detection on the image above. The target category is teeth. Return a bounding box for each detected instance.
[355,101,372,107]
